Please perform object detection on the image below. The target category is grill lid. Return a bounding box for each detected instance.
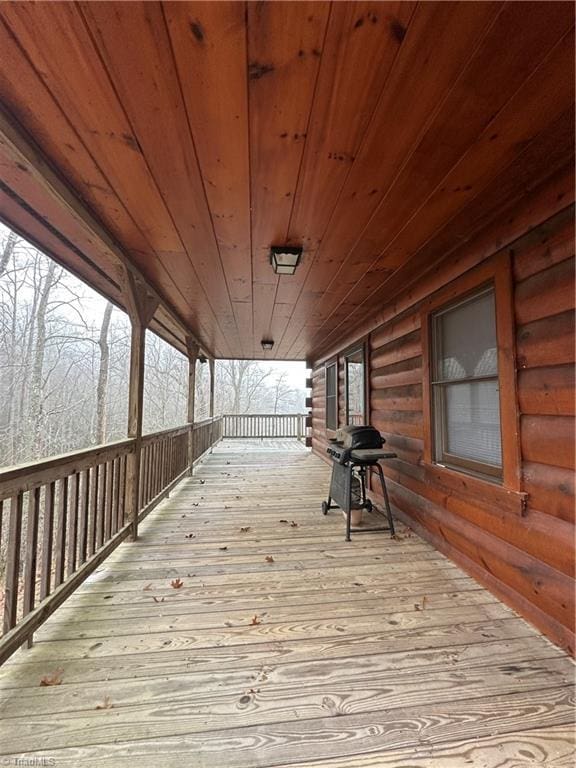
[335,425,384,450]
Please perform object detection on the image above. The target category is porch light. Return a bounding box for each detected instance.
[261,339,274,351]
[270,245,302,275]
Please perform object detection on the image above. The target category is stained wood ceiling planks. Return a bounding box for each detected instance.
[0,1,573,359]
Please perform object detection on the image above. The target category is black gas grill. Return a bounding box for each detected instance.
[322,425,396,541]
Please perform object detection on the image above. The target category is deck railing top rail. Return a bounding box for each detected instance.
[0,439,135,501]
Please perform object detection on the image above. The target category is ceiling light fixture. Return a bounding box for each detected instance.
[261,339,274,351]
[270,245,302,275]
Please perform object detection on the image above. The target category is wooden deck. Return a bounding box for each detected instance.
[0,440,574,767]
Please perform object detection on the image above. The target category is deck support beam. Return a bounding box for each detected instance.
[209,357,216,451]
[125,272,159,541]
[186,338,199,474]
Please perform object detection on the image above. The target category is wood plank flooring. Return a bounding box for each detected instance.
[0,439,574,767]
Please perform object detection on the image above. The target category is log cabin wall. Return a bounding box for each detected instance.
[311,177,575,654]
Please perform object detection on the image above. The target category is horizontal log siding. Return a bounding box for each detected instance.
[311,201,575,654]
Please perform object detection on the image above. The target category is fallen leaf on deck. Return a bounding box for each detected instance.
[250,615,262,625]
[95,696,114,710]
[40,669,64,686]
[143,584,153,591]
[290,521,298,528]
[224,621,233,627]
[265,555,275,564]
[219,546,228,551]
[200,480,205,484]
[185,533,196,539]
[240,526,251,533]
[152,596,165,603]
[279,519,289,524]
[170,578,184,589]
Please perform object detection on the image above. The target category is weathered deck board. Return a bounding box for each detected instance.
[0,439,573,766]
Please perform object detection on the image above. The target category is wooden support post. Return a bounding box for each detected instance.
[124,271,158,541]
[186,338,199,474]
[209,357,216,453]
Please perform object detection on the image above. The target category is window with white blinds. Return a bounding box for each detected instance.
[431,286,502,479]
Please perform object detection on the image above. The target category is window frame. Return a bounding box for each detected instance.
[325,358,338,433]
[421,252,521,491]
[430,285,502,480]
[344,343,367,426]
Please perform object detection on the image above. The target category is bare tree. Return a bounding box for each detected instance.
[0,231,17,277]
[95,301,113,444]
[27,261,58,459]
[271,371,292,413]
[216,360,272,413]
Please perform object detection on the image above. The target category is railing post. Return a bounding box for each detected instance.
[186,338,199,474]
[125,319,145,542]
[209,357,215,452]
[124,271,158,541]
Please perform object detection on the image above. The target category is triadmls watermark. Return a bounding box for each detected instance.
[1,758,57,767]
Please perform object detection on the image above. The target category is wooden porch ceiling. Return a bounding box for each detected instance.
[0,1,574,359]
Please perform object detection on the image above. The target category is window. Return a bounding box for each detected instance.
[422,253,520,494]
[325,360,337,431]
[430,286,502,479]
[345,346,365,426]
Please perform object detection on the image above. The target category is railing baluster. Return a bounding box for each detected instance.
[151,442,156,500]
[67,472,79,577]
[138,446,144,510]
[3,493,23,635]
[40,482,55,601]
[112,458,120,535]
[105,460,113,542]
[89,465,98,557]
[97,463,106,549]
[78,469,89,565]
[119,455,126,526]
[146,444,152,504]
[23,487,40,647]
[54,477,68,588]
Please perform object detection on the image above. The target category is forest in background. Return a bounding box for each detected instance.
[0,226,305,469]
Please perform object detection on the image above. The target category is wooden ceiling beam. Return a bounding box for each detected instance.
[0,103,208,358]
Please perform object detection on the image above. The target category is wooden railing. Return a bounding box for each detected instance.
[193,416,223,460]
[139,426,189,512]
[0,418,222,665]
[222,413,306,439]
